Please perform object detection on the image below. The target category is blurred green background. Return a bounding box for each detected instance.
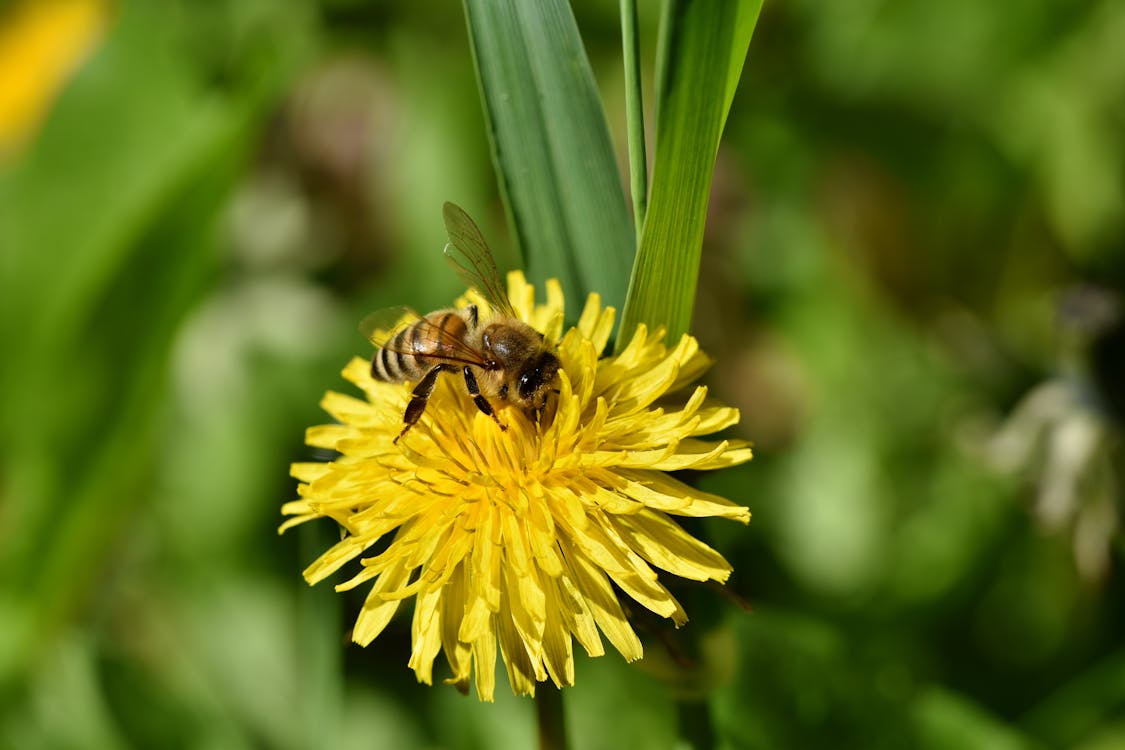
[2,0,1124,748]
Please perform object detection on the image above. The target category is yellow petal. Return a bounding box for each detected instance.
[505,270,535,321]
[303,535,368,585]
[556,572,604,658]
[541,580,576,688]
[565,547,643,662]
[277,512,316,534]
[575,293,615,356]
[290,462,332,483]
[497,604,541,696]
[320,391,380,426]
[612,511,733,582]
[575,512,686,623]
[305,424,355,450]
[409,586,444,684]
[353,562,411,646]
[617,469,751,522]
[689,405,741,436]
[441,565,473,691]
[471,630,498,702]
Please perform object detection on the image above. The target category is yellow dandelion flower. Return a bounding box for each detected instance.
[281,271,751,701]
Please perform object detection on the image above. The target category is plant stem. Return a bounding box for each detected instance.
[536,688,568,750]
[299,523,343,750]
[621,0,647,238]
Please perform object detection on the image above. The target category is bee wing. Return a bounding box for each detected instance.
[359,306,420,348]
[359,307,490,367]
[442,202,517,317]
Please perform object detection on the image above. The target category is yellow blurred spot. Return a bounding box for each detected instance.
[0,0,108,159]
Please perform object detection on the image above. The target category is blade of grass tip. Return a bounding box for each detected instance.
[724,1,762,125]
[621,0,647,237]
[617,0,762,352]
[463,0,635,316]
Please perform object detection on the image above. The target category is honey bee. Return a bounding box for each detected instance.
[361,202,561,443]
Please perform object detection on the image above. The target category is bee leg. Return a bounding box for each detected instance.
[462,366,507,432]
[534,389,561,429]
[395,363,456,443]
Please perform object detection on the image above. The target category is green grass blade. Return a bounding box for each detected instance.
[462,0,635,315]
[621,0,648,236]
[617,0,762,349]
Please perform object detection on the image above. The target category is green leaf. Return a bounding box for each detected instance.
[914,687,1036,750]
[621,0,649,237]
[462,0,635,315]
[0,0,301,686]
[618,0,762,349]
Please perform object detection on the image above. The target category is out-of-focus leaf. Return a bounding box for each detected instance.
[0,0,305,687]
[711,608,916,749]
[1021,648,1125,748]
[914,687,1035,750]
[566,651,678,750]
[462,0,635,315]
[298,524,344,750]
[431,678,536,749]
[2,634,130,749]
[617,0,761,348]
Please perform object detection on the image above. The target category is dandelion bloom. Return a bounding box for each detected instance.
[281,272,751,700]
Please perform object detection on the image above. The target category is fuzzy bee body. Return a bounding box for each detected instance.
[361,204,560,443]
[370,309,471,383]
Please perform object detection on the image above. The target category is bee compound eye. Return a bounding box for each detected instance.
[518,370,538,399]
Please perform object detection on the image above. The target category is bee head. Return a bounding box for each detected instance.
[480,322,560,411]
[516,351,560,409]
[483,325,529,365]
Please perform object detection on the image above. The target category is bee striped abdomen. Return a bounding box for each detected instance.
[370,310,468,383]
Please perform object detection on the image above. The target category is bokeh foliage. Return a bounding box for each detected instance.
[1,0,1124,748]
